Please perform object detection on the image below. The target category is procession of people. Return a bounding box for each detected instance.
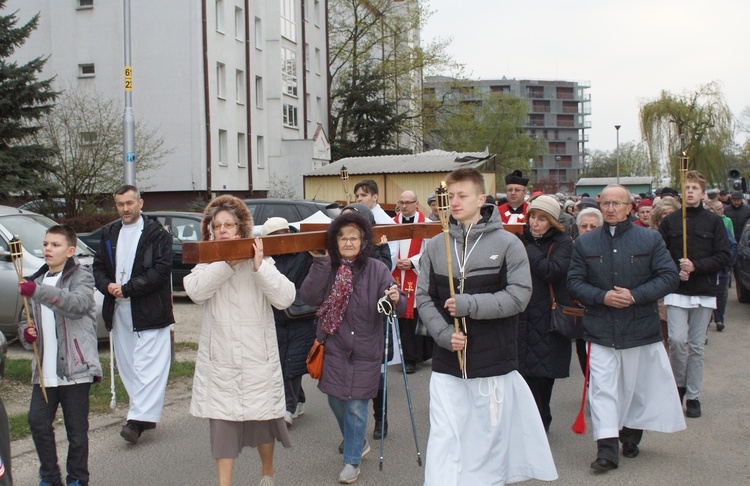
[11,167,747,485]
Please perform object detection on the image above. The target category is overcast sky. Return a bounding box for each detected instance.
[421,0,750,153]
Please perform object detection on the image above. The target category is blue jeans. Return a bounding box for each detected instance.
[28,383,91,486]
[328,396,368,466]
[713,272,729,324]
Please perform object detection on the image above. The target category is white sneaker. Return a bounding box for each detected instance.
[361,440,371,458]
[338,464,360,484]
[293,402,305,418]
[284,411,293,427]
[259,476,275,486]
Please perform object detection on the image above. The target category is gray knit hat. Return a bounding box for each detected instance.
[528,195,561,220]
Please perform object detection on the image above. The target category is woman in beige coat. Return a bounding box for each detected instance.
[184,195,295,486]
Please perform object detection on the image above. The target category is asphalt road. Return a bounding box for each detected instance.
[8,292,750,485]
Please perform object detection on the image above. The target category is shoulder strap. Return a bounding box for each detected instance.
[546,242,556,304]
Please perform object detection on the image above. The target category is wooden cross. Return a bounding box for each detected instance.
[181,222,524,264]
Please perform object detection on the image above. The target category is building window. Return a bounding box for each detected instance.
[216,0,225,33]
[254,17,262,50]
[280,0,296,42]
[79,131,97,145]
[283,103,298,128]
[314,0,320,26]
[316,96,322,120]
[255,76,263,109]
[256,136,265,168]
[305,44,310,72]
[234,6,244,40]
[77,0,94,9]
[78,63,95,78]
[216,62,226,99]
[281,48,297,97]
[237,133,247,167]
[315,48,321,74]
[236,70,245,104]
[218,129,228,166]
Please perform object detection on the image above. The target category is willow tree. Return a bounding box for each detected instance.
[640,82,734,185]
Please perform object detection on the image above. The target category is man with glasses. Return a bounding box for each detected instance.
[93,185,174,444]
[568,184,685,472]
[392,191,433,378]
[497,170,529,224]
[659,172,731,421]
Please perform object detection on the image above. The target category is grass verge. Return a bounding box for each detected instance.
[1,356,194,440]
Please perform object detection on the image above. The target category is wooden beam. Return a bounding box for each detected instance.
[182,222,523,264]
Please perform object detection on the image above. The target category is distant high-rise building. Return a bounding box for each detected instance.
[6,0,330,206]
[423,76,591,193]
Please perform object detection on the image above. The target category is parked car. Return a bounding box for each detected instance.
[734,221,750,304]
[18,198,77,219]
[78,211,203,292]
[0,206,108,340]
[243,199,341,235]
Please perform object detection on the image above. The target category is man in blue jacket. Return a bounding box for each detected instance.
[569,184,685,472]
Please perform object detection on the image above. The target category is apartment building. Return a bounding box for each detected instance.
[423,76,591,193]
[7,0,330,207]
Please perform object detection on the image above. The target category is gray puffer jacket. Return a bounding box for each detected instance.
[567,219,679,349]
[19,257,103,384]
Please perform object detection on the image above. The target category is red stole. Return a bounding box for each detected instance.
[392,211,425,319]
[498,201,528,224]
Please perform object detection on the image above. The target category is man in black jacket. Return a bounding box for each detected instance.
[723,191,750,242]
[659,171,731,419]
[93,185,175,444]
[568,184,684,472]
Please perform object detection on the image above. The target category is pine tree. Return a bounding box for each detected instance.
[0,1,58,199]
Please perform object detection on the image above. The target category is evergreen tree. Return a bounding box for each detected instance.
[0,2,58,199]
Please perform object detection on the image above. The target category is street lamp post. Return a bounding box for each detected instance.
[555,155,561,193]
[615,125,621,184]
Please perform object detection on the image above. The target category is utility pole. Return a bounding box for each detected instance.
[615,125,621,184]
[123,0,136,185]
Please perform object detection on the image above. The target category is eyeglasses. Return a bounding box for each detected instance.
[212,222,237,230]
[600,201,628,209]
[397,200,416,205]
[337,237,361,244]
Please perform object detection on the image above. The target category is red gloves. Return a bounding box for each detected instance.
[19,280,36,297]
[23,327,37,344]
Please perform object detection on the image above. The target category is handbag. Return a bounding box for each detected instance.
[306,337,326,379]
[284,294,318,320]
[546,243,585,340]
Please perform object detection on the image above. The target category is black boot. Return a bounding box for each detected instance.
[591,438,619,471]
[372,387,388,439]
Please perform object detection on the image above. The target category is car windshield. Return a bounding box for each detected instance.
[0,214,94,258]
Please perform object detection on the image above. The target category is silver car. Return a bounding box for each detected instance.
[0,206,108,340]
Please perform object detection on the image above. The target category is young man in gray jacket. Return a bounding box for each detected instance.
[416,168,557,485]
[19,224,102,486]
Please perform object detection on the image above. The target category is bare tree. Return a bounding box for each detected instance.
[35,88,171,217]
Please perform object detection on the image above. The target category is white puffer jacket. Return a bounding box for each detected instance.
[184,257,295,421]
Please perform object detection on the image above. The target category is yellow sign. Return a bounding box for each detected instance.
[124,66,132,91]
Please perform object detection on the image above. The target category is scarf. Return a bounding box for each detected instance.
[317,259,355,334]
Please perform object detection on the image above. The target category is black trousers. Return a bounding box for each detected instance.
[28,382,91,486]
[399,312,434,364]
[284,376,305,413]
[524,376,555,432]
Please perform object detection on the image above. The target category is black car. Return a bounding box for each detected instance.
[79,211,203,292]
[734,221,750,303]
[243,198,341,235]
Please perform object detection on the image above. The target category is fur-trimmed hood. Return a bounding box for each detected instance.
[200,195,253,241]
[326,210,373,269]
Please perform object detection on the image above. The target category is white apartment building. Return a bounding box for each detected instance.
[7,0,330,207]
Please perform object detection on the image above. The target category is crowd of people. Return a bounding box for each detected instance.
[8,168,747,485]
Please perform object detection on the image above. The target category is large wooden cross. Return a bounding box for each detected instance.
[182,222,524,264]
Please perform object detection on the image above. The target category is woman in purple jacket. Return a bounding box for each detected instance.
[300,211,405,484]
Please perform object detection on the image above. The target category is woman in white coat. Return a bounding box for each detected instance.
[184,195,295,486]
